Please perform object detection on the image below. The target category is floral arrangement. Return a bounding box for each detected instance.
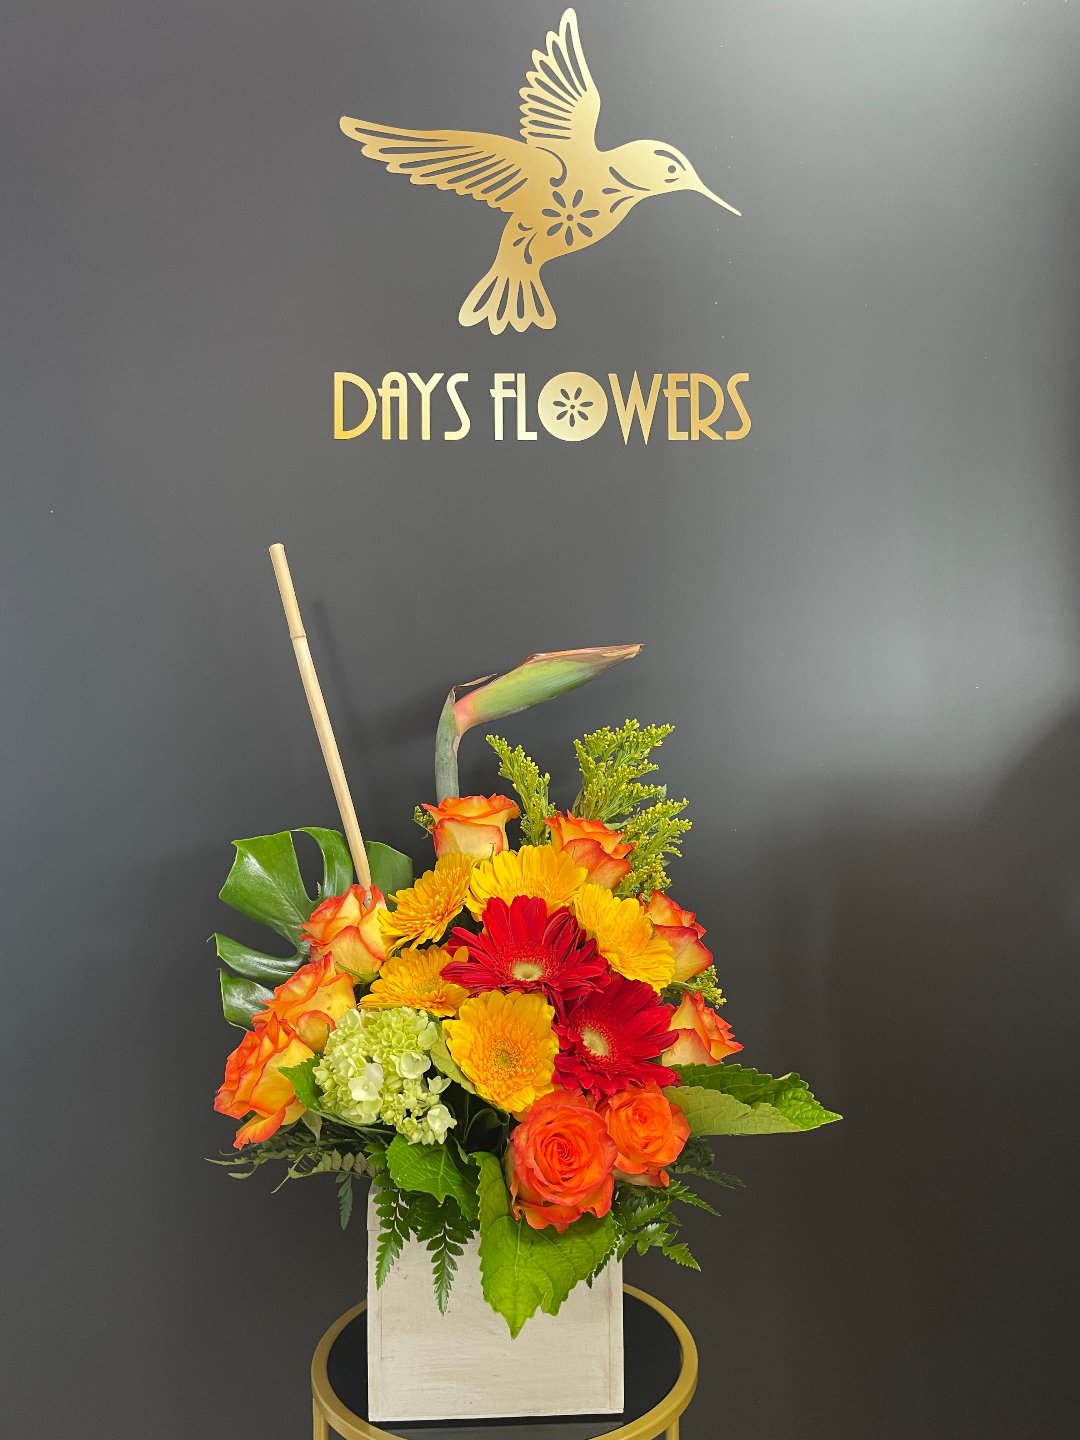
[212,678,839,1335]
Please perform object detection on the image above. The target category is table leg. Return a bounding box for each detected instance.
[665,1421,680,1440]
[312,1395,329,1440]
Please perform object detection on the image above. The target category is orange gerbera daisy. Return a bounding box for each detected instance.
[442,990,559,1117]
[359,945,468,1017]
[378,854,476,952]
[572,884,675,991]
[466,845,588,922]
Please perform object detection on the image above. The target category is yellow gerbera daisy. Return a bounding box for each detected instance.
[442,990,558,1117]
[379,854,476,952]
[359,945,468,1017]
[466,844,588,922]
[572,884,676,991]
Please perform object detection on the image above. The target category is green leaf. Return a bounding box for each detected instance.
[409,1192,474,1313]
[219,828,357,944]
[280,1057,322,1111]
[666,1064,841,1135]
[215,829,360,1017]
[219,832,316,942]
[367,841,413,901]
[213,933,300,985]
[473,1152,616,1337]
[298,826,354,899]
[337,1173,355,1230]
[664,1178,720,1215]
[429,1032,476,1094]
[386,1135,479,1223]
[219,972,272,1028]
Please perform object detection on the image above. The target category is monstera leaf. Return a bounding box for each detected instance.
[666,1063,841,1136]
[214,827,413,1027]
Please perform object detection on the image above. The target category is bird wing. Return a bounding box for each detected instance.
[519,9,600,150]
[339,118,545,214]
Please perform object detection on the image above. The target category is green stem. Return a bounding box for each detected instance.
[434,690,460,800]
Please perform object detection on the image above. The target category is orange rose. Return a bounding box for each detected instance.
[662,991,743,1066]
[254,953,355,1052]
[301,884,387,982]
[421,794,520,859]
[646,892,713,982]
[214,1014,314,1149]
[601,1081,690,1187]
[545,813,633,889]
[506,1090,617,1232]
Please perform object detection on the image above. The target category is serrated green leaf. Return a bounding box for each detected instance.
[280,1057,322,1110]
[666,1063,841,1135]
[367,842,413,902]
[473,1152,615,1337]
[386,1135,478,1222]
[661,1240,700,1270]
[338,1173,355,1230]
[664,1179,720,1215]
[219,972,273,1028]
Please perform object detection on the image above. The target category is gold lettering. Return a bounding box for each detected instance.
[378,372,409,440]
[490,373,516,442]
[333,372,377,439]
[407,372,444,442]
[664,374,690,441]
[724,372,751,440]
[690,373,725,440]
[607,372,662,444]
[515,372,537,440]
[444,373,470,440]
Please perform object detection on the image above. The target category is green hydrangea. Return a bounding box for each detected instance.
[314,1007,455,1145]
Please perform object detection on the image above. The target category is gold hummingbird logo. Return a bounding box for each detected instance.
[340,8,740,335]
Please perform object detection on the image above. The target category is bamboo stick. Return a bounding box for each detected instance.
[268,543,371,888]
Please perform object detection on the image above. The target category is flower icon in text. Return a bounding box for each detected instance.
[551,386,594,430]
[537,371,610,442]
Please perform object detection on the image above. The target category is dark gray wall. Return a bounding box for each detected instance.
[4,2,1078,1436]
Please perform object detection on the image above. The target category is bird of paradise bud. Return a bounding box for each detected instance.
[422,793,520,858]
[434,645,642,800]
[646,892,713,981]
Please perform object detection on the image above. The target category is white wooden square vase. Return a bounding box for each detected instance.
[366,1197,624,1423]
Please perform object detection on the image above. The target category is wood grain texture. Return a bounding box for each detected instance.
[366,1198,623,1422]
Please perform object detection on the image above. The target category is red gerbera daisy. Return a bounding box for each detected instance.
[555,973,680,1097]
[443,895,608,1005]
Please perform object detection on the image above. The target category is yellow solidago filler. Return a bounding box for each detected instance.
[572,883,676,991]
[360,945,468,1017]
[466,844,588,921]
[379,854,476,952]
[442,990,558,1118]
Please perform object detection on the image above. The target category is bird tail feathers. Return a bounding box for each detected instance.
[459,251,555,335]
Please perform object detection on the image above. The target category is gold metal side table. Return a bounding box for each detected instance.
[311,1283,698,1440]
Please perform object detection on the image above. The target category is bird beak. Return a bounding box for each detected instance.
[693,180,741,217]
